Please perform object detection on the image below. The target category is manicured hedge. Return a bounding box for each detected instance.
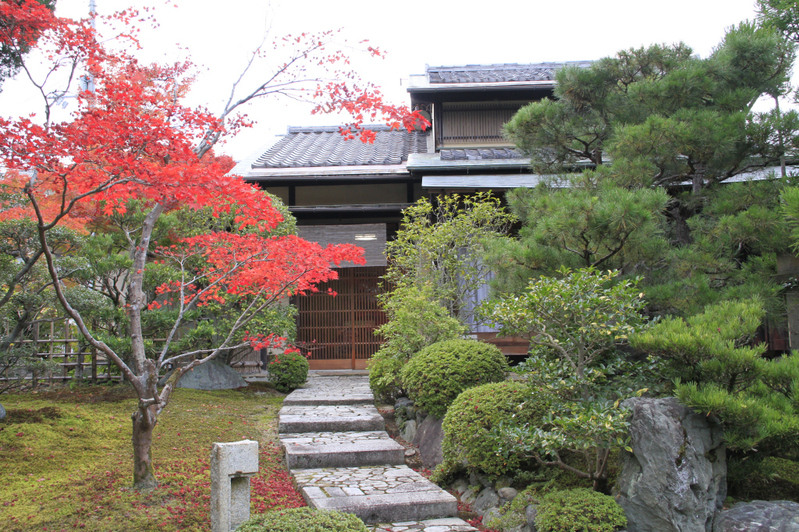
[238,507,368,532]
[400,339,508,418]
[442,380,546,478]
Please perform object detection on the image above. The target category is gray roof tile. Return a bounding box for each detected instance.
[252,125,428,168]
[440,148,523,161]
[426,62,593,84]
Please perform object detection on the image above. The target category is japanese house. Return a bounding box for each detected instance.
[232,63,589,369]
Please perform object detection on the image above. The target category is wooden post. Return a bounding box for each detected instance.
[91,346,97,384]
[32,322,39,389]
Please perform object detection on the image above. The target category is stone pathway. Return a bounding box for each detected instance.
[279,375,477,531]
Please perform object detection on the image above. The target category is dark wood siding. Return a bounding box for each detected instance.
[296,266,388,369]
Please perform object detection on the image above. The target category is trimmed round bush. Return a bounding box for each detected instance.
[535,488,627,532]
[268,349,309,393]
[238,507,368,532]
[400,339,508,418]
[442,381,547,478]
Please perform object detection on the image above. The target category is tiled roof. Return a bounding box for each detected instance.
[440,148,524,161]
[252,125,428,168]
[426,62,593,84]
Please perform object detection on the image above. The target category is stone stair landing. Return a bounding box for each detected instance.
[280,431,405,469]
[278,375,475,530]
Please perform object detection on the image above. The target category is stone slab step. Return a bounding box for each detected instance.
[278,404,385,433]
[292,465,458,524]
[368,518,479,531]
[280,431,405,469]
[283,376,374,406]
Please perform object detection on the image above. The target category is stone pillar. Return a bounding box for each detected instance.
[210,440,259,532]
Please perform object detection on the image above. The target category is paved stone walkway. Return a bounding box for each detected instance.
[279,375,477,531]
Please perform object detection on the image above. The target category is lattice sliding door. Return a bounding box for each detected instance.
[296,266,388,369]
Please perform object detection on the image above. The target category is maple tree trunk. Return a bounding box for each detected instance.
[132,405,158,490]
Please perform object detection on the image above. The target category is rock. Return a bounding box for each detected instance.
[411,414,444,470]
[395,397,413,409]
[617,397,726,532]
[499,486,519,502]
[474,487,500,516]
[461,486,479,505]
[401,419,418,442]
[713,500,799,532]
[508,525,532,532]
[483,506,502,525]
[451,478,469,496]
[0,403,5,421]
[416,409,428,425]
[525,504,538,531]
[161,359,248,390]
[404,448,417,457]
[394,397,414,422]
[470,470,492,489]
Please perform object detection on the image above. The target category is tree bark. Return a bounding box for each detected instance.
[132,403,158,490]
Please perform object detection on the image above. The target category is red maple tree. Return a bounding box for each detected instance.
[0,1,425,489]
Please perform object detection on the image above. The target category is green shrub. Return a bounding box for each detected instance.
[370,284,467,402]
[535,488,627,532]
[268,349,309,393]
[442,381,546,478]
[238,507,368,532]
[401,339,508,418]
[368,350,406,403]
[485,485,541,531]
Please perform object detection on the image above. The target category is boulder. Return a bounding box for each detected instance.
[499,486,519,502]
[163,359,248,391]
[525,504,538,530]
[400,419,418,442]
[451,478,469,496]
[473,487,500,516]
[713,500,799,532]
[482,506,501,524]
[617,397,726,532]
[411,414,444,470]
[469,470,493,489]
[461,486,479,506]
[0,402,5,421]
[394,397,414,423]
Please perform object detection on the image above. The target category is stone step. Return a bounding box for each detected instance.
[283,376,374,406]
[280,431,406,469]
[278,404,385,434]
[292,465,458,524]
[368,518,479,532]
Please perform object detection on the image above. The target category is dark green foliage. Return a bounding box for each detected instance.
[534,488,627,532]
[486,177,669,294]
[268,350,309,393]
[369,284,467,402]
[442,381,547,478]
[631,298,799,455]
[238,508,368,532]
[758,0,799,43]
[500,25,797,323]
[727,456,799,501]
[400,339,508,418]
[506,25,795,191]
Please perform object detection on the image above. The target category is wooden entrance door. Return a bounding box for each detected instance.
[296,266,388,370]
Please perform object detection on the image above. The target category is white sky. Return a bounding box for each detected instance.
[1,0,779,161]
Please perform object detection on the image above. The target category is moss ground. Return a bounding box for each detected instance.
[0,383,304,531]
